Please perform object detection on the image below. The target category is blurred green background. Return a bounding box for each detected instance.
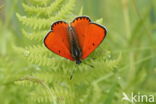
[0,0,156,104]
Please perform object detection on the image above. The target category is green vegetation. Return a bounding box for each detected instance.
[0,0,156,104]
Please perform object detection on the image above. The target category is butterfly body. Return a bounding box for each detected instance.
[44,16,107,64]
[68,26,82,64]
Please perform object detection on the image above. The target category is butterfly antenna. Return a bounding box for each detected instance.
[69,69,75,80]
[83,62,94,68]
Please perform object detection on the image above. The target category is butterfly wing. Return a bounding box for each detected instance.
[71,16,107,59]
[44,21,74,61]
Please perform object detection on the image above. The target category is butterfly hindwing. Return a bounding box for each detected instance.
[82,23,107,59]
[44,21,74,61]
[71,16,107,59]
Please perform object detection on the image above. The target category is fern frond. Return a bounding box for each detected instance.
[17,0,76,30]
[15,76,51,88]
[29,0,51,6]
[15,76,74,103]
[56,0,76,20]
[31,85,74,104]
[25,45,50,56]
[16,13,51,30]
[15,79,36,88]
[14,45,54,67]
[25,52,53,66]
[23,0,64,17]
[73,58,121,84]
[105,53,121,70]
[22,29,47,41]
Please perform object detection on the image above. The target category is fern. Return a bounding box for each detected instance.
[28,0,51,6]
[15,0,121,104]
[23,0,64,17]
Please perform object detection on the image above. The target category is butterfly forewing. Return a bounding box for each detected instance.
[44,21,74,61]
[71,16,107,59]
[71,17,91,50]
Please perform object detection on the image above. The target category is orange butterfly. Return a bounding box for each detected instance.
[44,16,107,64]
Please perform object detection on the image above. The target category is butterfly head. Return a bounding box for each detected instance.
[76,59,81,64]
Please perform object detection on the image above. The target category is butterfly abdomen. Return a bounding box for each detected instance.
[68,26,82,64]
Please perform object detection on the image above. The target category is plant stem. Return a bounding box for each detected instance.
[122,0,131,40]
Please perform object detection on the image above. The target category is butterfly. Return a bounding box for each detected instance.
[44,16,107,64]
